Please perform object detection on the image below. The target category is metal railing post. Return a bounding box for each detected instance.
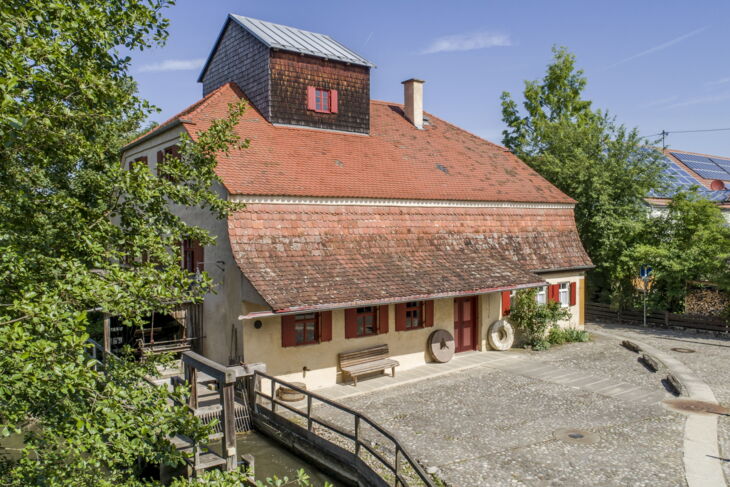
[307,395,313,432]
[270,378,276,413]
[354,415,361,457]
[394,446,400,486]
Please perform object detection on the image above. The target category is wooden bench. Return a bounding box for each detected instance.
[338,344,399,386]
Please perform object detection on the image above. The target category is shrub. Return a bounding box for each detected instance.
[508,288,571,349]
[547,326,590,345]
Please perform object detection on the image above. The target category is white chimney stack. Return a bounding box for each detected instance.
[402,78,425,129]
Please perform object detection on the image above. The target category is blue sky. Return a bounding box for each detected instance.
[131,0,730,155]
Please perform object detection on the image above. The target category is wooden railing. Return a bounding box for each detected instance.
[253,371,435,487]
[586,302,729,333]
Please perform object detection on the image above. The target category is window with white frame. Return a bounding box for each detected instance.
[536,286,547,305]
[559,282,570,307]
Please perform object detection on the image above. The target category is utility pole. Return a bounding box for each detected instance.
[660,130,669,150]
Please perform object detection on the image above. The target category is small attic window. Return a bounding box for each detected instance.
[307,86,338,114]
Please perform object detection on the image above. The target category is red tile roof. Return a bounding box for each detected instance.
[228,204,592,312]
[145,83,575,204]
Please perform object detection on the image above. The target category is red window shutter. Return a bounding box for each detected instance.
[501,291,511,316]
[281,315,296,347]
[319,311,332,342]
[307,86,316,110]
[378,305,389,334]
[569,282,577,306]
[330,90,338,113]
[344,308,358,338]
[194,241,204,272]
[548,284,559,303]
[424,300,434,327]
[395,303,406,331]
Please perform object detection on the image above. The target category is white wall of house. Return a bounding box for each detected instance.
[122,128,250,365]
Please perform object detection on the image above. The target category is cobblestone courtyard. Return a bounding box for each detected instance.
[314,322,730,486]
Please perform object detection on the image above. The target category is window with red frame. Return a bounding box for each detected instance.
[293,312,319,345]
[181,238,203,273]
[281,311,332,347]
[395,300,433,331]
[345,305,388,338]
[404,301,423,329]
[356,307,377,336]
[307,86,338,113]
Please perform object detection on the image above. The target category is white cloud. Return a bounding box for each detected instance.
[640,95,678,109]
[138,58,205,73]
[604,26,708,70]
[705,77,730,87]
[664,92,730,109]
[421,31,512,54]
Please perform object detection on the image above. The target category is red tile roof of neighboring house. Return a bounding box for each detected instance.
[134,83,575,204]
[228,204,592,312]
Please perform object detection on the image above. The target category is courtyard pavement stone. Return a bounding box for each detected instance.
[313,335,685,486]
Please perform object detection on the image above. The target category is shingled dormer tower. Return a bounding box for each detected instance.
[198,15,374,134]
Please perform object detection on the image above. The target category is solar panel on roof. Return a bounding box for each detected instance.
[710,157,730,178]
[671,152,730,180]
[671,152,713,164]
[650,156,703,197]
[682,162,730,180]
[649,154,730,202]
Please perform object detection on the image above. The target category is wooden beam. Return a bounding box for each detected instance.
[182,351,236,384]
[220,383,237,471]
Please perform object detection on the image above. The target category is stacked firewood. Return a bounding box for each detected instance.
[685,288,729,317]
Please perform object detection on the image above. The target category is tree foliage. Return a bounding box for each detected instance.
[0,1,250,485]
[626,191,730,312]
[501,47,667,301]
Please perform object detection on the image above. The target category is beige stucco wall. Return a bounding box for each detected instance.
[242,271,585,390]
[242,300,452,389]
[539,271,586,329]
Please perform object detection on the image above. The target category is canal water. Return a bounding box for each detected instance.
[234,432,340,486]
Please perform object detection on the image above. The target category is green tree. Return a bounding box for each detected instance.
[0,1,250,485]
[626,191,730,312]
[501,47,666,303]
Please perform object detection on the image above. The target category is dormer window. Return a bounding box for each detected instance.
[307,86,338,114]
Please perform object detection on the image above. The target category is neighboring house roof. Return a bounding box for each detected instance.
[648,148,730,206]
[228,205,592,312]
[197,14,374,83]
[138,82,575,204]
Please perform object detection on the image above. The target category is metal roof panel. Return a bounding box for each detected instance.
[230,14,375,67]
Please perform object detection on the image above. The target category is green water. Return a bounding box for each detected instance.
[235,432,340,486]
[2,428,340,486]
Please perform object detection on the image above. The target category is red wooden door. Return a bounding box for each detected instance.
[453,297,477,352]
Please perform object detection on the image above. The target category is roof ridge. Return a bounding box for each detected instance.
[664,147,730,160]
[123,83,241,150]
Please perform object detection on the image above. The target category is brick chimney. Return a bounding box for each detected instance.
[402,79,425,129]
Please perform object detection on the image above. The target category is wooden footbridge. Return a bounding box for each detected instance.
[88,341,434,486]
